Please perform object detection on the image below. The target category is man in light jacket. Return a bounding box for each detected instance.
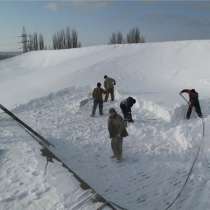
[104,75,116,102]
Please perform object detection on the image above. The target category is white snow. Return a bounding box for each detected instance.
[0,113,104,210]
[1,40,210,209]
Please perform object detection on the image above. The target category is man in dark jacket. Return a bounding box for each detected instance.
[108,108,128,161]
[104,75,116,102]
[91,82,106,116]
[180,89,202,119]
[120,97,136,122]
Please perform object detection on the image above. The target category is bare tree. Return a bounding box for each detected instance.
[20,27,46,51]
[109,33,117,44]
[66,27,72,48]
[60,29,66,49]
[39,34,44,50]
[72,29,78,48]
[127,27,145,43]
[21,27,28,53]
[33,33,38,50]
[117,32,124,44]
[52,27,81,50]
[28,34,33,51]
[110,32,124,44]
[126,29,133,43]
[53,34,58,49]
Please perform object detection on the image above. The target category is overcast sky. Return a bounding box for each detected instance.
[1,1,210,51]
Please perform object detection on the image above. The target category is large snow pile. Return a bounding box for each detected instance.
[1,40,210,109]
[1,41,210,210]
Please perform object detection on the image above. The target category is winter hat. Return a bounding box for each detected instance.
[131,98,136,104]
[128,97,136,104]
[109,108,116,114]
[97,82,102,87]
[104,75,108,79]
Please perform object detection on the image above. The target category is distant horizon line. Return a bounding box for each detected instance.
[1,38,210,53]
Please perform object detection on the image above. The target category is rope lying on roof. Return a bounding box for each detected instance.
[164,117,205,210]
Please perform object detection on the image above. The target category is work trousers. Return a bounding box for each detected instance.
[104,88,114,102]
[92,100,103,116]
[120,103,132,122]
[186,101,202,119]
[111,137,123,160]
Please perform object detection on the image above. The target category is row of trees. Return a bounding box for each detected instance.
[21,27,45,53]
[52,27,81,50]
[109,28,145,44]
[21,27,81,53]
[21,26,145,53]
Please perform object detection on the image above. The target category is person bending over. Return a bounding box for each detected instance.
[120,96,136,122]
[180,89,202,119]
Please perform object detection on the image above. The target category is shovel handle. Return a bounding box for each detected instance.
[179,93,190,105]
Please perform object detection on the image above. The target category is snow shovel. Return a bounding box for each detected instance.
[80,91,93,107]
[179,93,190,105]
[80,97,93,107]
